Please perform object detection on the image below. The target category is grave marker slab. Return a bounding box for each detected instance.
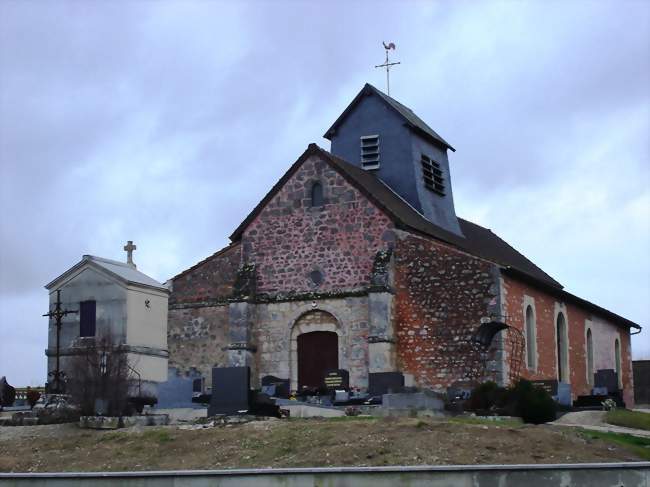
[208,366,250,416]
[369,372,404,396]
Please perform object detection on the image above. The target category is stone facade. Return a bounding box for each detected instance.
[393,231,501,390]
[166,148,637,406]
[241,155,394,295]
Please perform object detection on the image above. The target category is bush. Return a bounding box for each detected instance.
[511,379,557,424]
[468,380,556,424]
[467,381,507,412]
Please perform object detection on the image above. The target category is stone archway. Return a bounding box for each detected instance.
[290,310,342,392]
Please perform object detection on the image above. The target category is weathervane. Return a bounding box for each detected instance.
[375,41,400,95]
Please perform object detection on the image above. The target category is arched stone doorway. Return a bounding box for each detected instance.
[290,310,342,392]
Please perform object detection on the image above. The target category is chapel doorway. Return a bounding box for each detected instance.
[297,331,338,390]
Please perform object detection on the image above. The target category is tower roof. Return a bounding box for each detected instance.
[323,83,455,152]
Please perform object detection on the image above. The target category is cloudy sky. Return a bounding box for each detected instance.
[1,0,648,386]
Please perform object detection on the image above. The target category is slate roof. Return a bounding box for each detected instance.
[323,83,455,152]
[46,255,168,291]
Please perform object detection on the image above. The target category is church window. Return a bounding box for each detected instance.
[360,135,380,169]
[79,300,96,337]
[525,305,537,370]
[421,154,445,195]
[615,338,622,388]
[586,328,594,385]
[310,182,324,207]
[556,312,569,382]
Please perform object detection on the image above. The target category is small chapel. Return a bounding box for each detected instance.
[166,84,640,406]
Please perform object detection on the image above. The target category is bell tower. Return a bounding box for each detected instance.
[324,84,463,236]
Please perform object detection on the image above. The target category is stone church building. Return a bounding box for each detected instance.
[167,84,640,406]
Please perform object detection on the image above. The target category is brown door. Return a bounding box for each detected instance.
[297,331,338,390]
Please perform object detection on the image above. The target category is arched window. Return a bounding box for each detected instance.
[525,305,536,370]
[311,182,324,207]
[556,312,569,382]
[586,328,594,385]
[615,338,622,389]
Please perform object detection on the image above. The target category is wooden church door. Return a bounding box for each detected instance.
[297,331,338,390]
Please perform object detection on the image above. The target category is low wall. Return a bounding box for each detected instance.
[1,463,648,487]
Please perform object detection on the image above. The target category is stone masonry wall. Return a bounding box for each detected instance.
[167,244,242,382]
[170,244,241,305]
[503,275,635,406]
[393,231,500,391]
[167,305,229,382]
[241,154,395,295]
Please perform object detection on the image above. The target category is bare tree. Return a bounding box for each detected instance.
[67,334,132,416]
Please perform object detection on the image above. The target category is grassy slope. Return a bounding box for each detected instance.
[605,410,650,431]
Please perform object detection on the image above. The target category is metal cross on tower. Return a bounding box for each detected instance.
[375,41,400,96]
[43,289,78,394]
[124,240,136,267]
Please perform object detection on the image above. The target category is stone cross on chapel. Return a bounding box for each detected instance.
[124,240,137,268]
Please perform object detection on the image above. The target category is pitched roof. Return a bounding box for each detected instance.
[230,144,639,330]
[230,143,560,288]
[323,83,455,152]
[46,255,168,292]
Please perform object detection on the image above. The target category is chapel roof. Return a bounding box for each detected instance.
[323,83,456,152]
[45,255,168,292]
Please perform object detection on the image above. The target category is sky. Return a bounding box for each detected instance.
[0,0,648,386]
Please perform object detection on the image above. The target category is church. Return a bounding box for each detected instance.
[166,84,640,406]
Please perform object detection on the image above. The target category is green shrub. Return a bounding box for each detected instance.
[511,379,557,424]
[468,379,556,424]
[467,381,507,412]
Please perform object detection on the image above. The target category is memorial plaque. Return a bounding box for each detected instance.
[369,372,404,397]
[208,366,250,416]
[323,369,349,391]
[530,380,559,396]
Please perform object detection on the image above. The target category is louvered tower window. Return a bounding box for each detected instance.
[360,135,380,169]
[421,154,445,195]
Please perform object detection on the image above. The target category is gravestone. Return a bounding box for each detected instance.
[208,366,250,416]
[157,367,202,409]
[595,369,619,394]
[531,379,571,406]
[369,372,404,397]
[323,369,349,391]
[261,375,290,398]
[0,377,16,408]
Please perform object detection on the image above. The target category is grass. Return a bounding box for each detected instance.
[605,410,650,431]
[449,416,523,428]
[580,429,650,461]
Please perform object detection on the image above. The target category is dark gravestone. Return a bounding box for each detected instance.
[261,375,290,398]
[323,369,349,391]
[209,366,250,416]
[595,369,619,394]
[530,380,559,396]
[0,376,16,408]
[369,372,404,397]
